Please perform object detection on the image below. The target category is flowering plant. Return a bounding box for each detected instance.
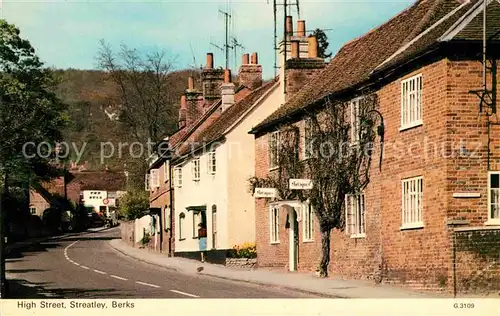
[229,242,257,259]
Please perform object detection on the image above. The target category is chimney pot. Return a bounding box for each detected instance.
[242,53,250,65]
[251,52,258,65]
[291,41,299,59]
[297,20,306,37]
[308,35,318,58]
[206,53,214,69]
[285,16,293,36]
[224,69,232,83]
[187,77,194,90]
[181,95,187,107]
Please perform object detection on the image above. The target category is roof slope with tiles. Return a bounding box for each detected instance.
[251,0,489,133]
[174,79,278,159]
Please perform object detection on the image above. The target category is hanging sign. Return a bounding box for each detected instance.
[289,179,313,190]
[254,188,277,198]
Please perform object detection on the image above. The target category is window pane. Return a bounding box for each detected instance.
[491,174,499,188]
[491,189,499,204]
[492,204,500,219]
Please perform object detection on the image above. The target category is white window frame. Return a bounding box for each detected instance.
[270,205,280,244]
[192,158,200,181]
[303,202,314,242]
[164,206,171,230]
[192,211,202,238]
[29,206,37,215]
[174,167,182,188]
[207,150,216,175]
[400,74,423,130]
[145,174,150,191]
[303,118,314,159]
[350,98,361,144]
[179,213,185,240]
[487,171,500,225]
[345,193,366,238]
[164,161,170,183]
[269,131,280,170]
[401,176,424,230]
[150,169,160,188]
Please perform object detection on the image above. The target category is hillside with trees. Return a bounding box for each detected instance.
[52,66,200,188]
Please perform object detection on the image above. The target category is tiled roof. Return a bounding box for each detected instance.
[148,84,254,170]
[251,0,484,133]
[71,171,127,191]
[174,80,277,159]
[453,0,500,41]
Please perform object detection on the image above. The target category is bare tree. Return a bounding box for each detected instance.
[96,40,178,145]
[96,41,181,189]
[250,93,380,277]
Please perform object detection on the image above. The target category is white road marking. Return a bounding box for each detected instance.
[110,275,128,281]
[80,265,90,270]
[93,269,107,275]
[169,290,200,298]
[136,281,160,288]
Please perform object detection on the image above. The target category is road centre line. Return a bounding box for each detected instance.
[169,290,200,298]
[136,281,161,288]
[110,275,128,281]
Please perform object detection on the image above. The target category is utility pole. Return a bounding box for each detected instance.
[219,9,232,69]
[0,173,7,298]
[230,37,244,71]
[283,0,288,98]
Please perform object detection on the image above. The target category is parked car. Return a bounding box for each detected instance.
[89,212,105,228]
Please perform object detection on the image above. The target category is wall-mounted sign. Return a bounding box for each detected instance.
[289,179,313,190]
[254,188,277,198]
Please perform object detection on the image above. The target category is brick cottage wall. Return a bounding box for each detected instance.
[453,228,500,295]
[445,58,500,225]
[254,57,500,292]
[372,59,451,291]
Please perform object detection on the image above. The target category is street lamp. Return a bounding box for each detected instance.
[361,109,385,171]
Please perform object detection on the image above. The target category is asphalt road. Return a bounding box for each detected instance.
[6,227,320,298]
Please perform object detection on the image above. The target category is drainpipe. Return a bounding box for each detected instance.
[168,158,174,257]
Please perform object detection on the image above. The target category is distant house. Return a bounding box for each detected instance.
[29,169,127,216]
[249,0,500,293]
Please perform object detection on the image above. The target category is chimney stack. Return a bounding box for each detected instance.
[206,53,214,69]
[283,33,325,102]
[201,52,224,102]
[291,41,300,59]
[285,16,293,37]
[242,53,250,65]
[251,52,258,65]
[297,20,306,37]
[238,52,262,90]
[308,35,318,58]
[178,95,187,128]
[221,69,235,112]
[188,76,195,90]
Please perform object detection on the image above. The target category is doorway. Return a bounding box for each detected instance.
[288,206,300,271]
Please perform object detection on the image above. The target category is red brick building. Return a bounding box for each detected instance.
[249,0,500,294]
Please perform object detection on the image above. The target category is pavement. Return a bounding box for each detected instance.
[108,238,443,298]
[5,227,321,298]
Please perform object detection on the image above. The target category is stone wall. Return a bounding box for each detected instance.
[225,258,258,269]
[120,220,135,246]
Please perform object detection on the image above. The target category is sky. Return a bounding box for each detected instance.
[3,0,415,80]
